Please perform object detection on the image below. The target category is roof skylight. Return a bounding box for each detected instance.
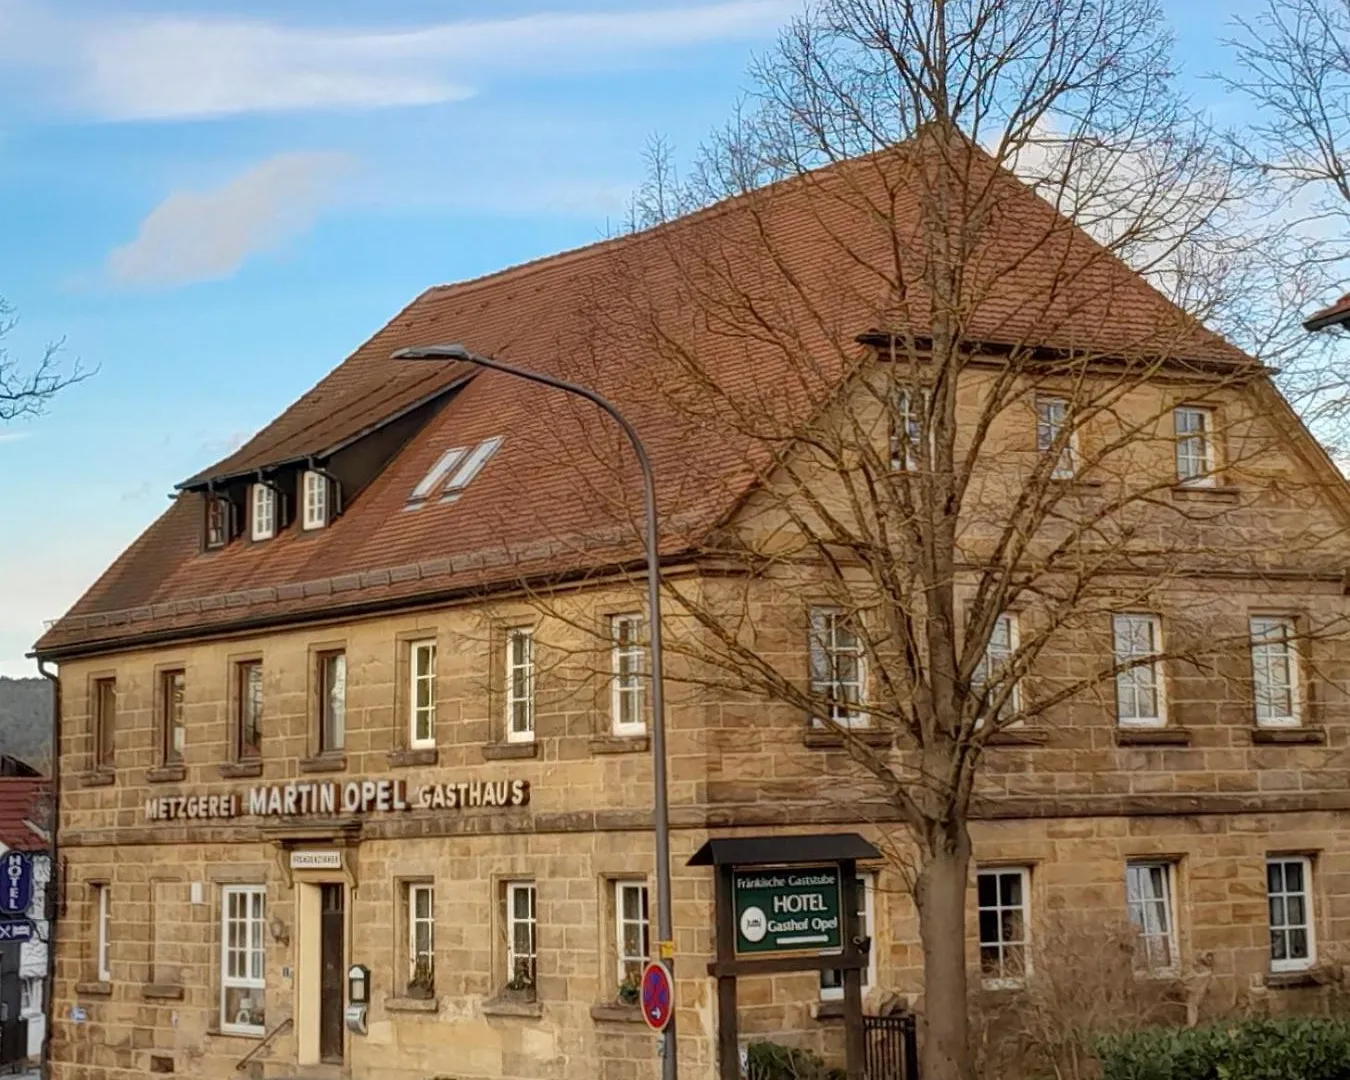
[407,436,504,507]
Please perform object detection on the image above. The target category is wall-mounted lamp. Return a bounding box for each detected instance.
[269,916,290,946]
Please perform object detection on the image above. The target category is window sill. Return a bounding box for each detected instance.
[803,729,893,750]
[386,995,439,1013]
[75,981,112,997]
[387,747,439,768]
[986,729,1049,747]
[298,753,348,774]
[81,769,116,788]
[1114,727,1192,747]
[146,764,186,784]
[1265,967,1332,989]
[483,742,538,761]
[812,1001,847,1021]
[218,760,263,779]
[1252,726,1326,746]
[482,996,543,1018]
[589,735,650,755]
[590,1002,644,1024]
[1170,483,1240,503]
[204,1025,264,1040]
[141,984,185,1001]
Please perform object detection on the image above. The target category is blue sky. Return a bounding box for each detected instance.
[0,0,1267,675]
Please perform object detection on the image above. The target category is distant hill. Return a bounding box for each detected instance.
[0,677,51,774]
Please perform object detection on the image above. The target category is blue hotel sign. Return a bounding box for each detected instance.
[0,851,33,916]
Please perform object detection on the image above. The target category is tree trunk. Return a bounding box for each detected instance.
[915,820,974,1080]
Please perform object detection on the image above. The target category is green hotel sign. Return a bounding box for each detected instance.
[732,863,843,956]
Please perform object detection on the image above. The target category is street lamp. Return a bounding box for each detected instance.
[391,344,679,1079]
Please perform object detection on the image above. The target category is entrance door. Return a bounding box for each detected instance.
[319,884,345,1063]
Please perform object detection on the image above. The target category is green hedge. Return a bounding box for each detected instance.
[744,1040,846,1080]
[1098,1018,1350,1080]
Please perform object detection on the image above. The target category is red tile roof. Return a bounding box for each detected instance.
[36,141,1256,658]
[1304,293,1350,332]
[0,780,50,852]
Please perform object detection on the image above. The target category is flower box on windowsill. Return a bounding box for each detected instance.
[1251,726,1326,746]
[385,995,439,1013]
[298,753,347,775]
[1265,966,1335,990]
[483,742,538,761]
[146,764,186,784]
[589,735,650,755]
[387,747,438,768]
[219,760,263,779]
[802,727,893,750]
[1114,727,1192,747]
[590,1002,644,1024]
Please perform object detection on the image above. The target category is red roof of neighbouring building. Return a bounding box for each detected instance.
[0,780,50,852]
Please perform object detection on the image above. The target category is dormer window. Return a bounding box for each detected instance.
[302,471,329,531]
[407,436,504,508]
[251,484,276,541]
[205,496,231,550]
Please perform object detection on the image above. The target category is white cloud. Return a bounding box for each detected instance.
[105,152,351,287]
[1,1,797,122]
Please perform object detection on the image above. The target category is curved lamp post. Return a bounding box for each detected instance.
[391,344,678,1079]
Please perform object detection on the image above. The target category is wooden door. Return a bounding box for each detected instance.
[319,884,344,1063]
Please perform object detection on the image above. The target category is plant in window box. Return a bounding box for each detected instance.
[616,973,640,1007]
[407,955,435,1000]
[503,958,536,1001]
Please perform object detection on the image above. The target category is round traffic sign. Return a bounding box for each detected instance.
[640,960,674,1032]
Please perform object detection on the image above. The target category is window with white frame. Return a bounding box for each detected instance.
[318,651,346,753]
[809,607,867,728]
[250,484,276,541]
[1174,406,1216,486]
[1036,397,1077,479]
[978,867,1030,986]
[506,628,535,742]
[610,615,646,736]
[94,883,111,982]
[409,640,437,748]
[407,882,435,993]
[1113,614,1164,727]
[407,437,505,507]
[973,613,1020,722]
[890,386,931,471]
[205,495,231,549]
[220,885,266,1035]
[302,470,329,530]
[1267,856,1315,972]
[1126,862,1177,973]
[1251,617,1301,727]
[504,882,537,990]
[614,881,650,988]
[821,873,876,1000]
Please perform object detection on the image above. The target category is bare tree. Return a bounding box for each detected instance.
[468,3,1350,1078]
[0,297,84,424]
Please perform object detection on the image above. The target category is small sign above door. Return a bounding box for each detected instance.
[290,850,343,870]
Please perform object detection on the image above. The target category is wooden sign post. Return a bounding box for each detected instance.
[689,834,881,1080]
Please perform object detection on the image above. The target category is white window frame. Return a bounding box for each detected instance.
[505,882,537,988]
[407,882,435,986]
[1036,397,1078,480]
[408,640,437,749]
[1113,613,1165,728]
[1126,861,1178,975]
[95,883,111,982]
[974,612,1020,724]
[977,867,1031,988]
[1250,616,1302,728]
[820,872,876,1001]
[809,607,868,729]
[506,628,536,743]
[320,651,346,753]
[302,470,329,530]
[250,484,276,541]
[614,881,650,986]
[610,614,646,737]
[443,436,504,501]
[219,884,266,1036]
[1174,406,1216,487]
[1267,856,1315,973]
[890,386,932,472]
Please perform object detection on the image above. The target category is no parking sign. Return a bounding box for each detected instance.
[640,961,674,1032]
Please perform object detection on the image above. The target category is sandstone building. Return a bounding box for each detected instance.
[34,144,1350,1080]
